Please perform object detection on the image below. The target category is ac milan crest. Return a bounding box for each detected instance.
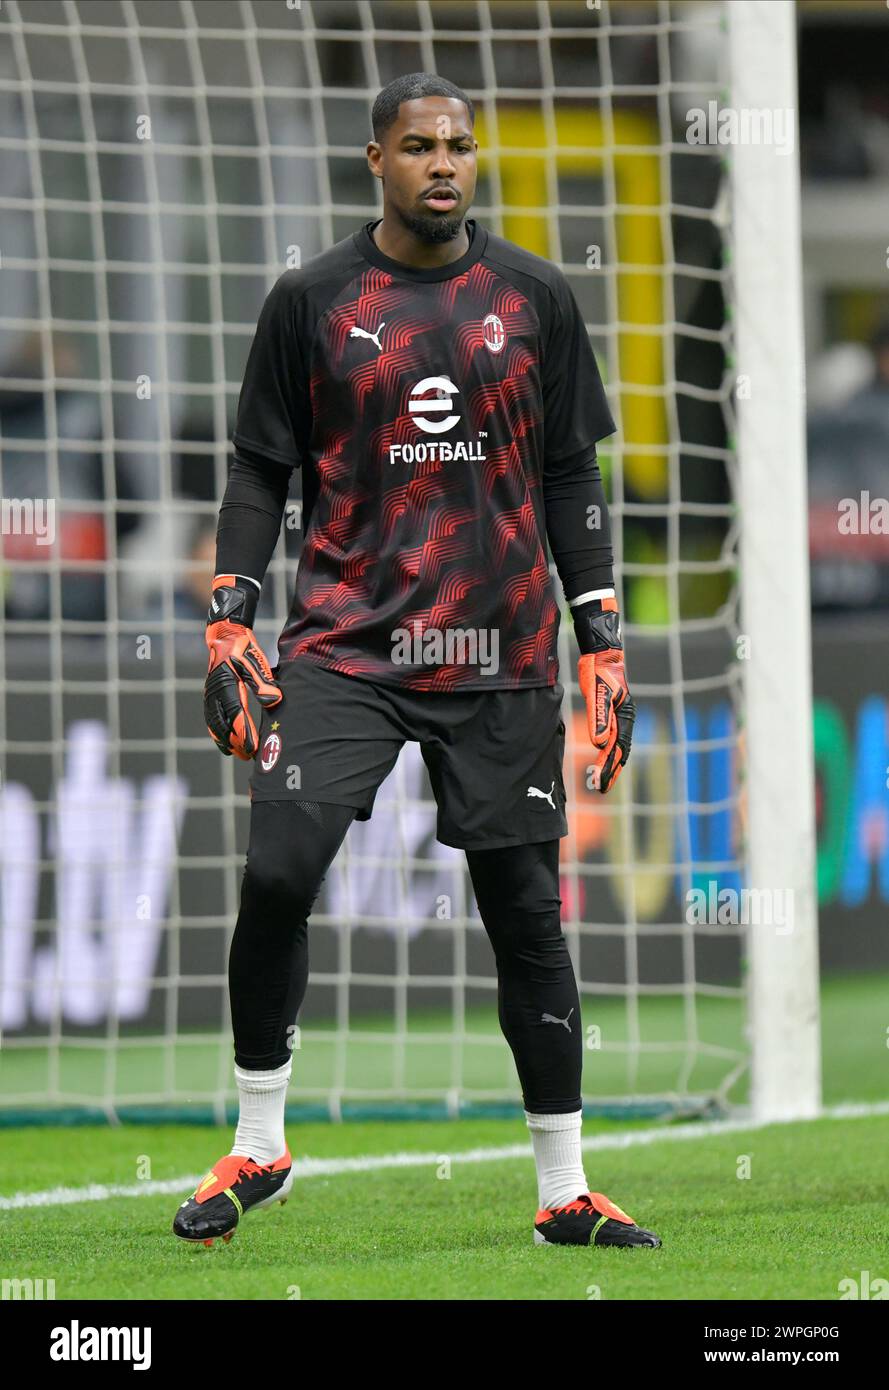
[483,312,505,353]
[260,731,282,772]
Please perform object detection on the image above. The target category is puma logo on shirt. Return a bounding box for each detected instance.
[349,320,386,351]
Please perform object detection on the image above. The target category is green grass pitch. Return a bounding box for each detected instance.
[3,1113,889,1300]
[1,972,888,1300]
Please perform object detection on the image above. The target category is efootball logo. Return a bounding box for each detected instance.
[408,375,460,434]
[389,373,485,465]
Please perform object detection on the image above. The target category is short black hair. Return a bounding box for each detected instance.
[371,72,474,142]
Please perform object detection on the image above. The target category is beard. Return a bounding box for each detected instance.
[396,201,466,245]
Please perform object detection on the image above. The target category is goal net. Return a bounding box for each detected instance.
[0,0,811,1125]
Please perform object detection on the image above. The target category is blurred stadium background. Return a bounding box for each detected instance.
[1,0,887,1135]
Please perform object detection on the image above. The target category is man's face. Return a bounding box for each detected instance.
[368,96,477,244]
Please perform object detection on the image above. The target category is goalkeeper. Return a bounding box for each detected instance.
[174,72,657,1253]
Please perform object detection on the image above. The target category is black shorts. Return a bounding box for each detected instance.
[248,658,568,851]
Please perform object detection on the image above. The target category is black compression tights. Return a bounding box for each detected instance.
[229,801,582,1113]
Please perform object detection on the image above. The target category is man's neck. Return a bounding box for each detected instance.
[371,214,470,270]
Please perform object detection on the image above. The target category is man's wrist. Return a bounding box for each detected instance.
[570,591,622,655]
[207,573,260,628]
[568,586,615,609]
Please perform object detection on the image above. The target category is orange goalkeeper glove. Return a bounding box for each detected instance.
[204,574,282,760]
[574,595,636,795]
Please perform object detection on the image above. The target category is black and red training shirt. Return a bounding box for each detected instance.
[231,217,616,691]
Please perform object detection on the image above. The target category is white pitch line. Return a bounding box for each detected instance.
[2,1100,888,1212]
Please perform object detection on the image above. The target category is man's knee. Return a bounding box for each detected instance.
[468,840,565,960]
[241,800,352,917]
[242,849,314,912]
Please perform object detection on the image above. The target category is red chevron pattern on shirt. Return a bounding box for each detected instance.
[231,219,615,691]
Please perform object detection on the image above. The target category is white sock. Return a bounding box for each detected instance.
[230,1060,292,1165]
[525,1109,588,1210]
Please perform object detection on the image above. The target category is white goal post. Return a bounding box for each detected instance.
[729,0,821,1122]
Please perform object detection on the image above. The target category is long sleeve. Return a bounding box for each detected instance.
[543,449,615,602]
[215,447,291,585]
[216,269,311,585]
[540,271,617,609]
[232,272,312,468]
